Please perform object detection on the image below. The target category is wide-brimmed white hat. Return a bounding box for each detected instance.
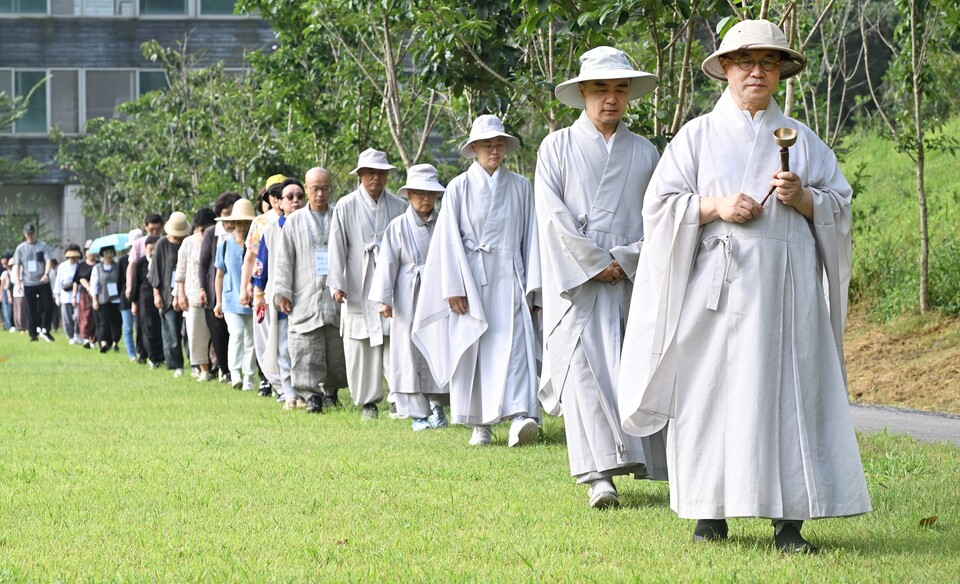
[397,164,446,198]
[215,198,256,222]
[555,46,659,109]
[459,115,520,159]
[701,19,807,81]
[125,228,143,249]
[164,212,191,237]
[349,148,397,176]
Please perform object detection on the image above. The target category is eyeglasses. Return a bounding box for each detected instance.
[726,55,782,72]
[282,193,305,201]
[309,186,332,193]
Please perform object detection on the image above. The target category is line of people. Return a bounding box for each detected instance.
[4,21,872,554]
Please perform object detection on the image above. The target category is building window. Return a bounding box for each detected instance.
[140,0,187,15]
[85,70,135,121]
[0,0,46,14]
[50,0,134,16]
[50,70,80,134]
[0,69,12,133]
[15,71,47,133]
[200,0,236,15]
[139,70,168,95]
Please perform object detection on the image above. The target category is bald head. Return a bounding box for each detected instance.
[305,167,333,212]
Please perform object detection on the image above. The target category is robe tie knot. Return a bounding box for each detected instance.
[577,214,589,236]
[464,241,491,286]
[703,233,738,311]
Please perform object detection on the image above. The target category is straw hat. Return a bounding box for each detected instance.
[163,212,191,237]
[555,46,658,109]
[215,198,256,222]
[397,164,446,198]
[701,19,807,81]
[349,148,397,176]
[459,115,520,159]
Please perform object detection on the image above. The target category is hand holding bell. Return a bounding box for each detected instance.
[760,127,798,206]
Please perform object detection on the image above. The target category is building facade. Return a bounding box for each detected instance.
[0,0,273,252]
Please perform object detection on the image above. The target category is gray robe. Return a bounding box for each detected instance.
[619,89,872,520]
[536,112,666,481]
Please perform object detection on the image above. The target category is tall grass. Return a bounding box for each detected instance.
[1,335,959,581]
[841,118,960,320]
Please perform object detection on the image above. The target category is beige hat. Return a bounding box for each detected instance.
[163,212,191,237]
[555,46,658,108]
[125,228,143,249]
[349,148,397,176]
[459,115,520,159]
[701,19,807,81]
[397,164,446,198]
[215,198,256,222]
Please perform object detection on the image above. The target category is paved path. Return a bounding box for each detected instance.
[851,403,960,446]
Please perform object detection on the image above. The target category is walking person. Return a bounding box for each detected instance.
[54,244,82,344]
[1,254,13,332]
[199,192,240,383]
[176,208,216,381]
[214,199,257,390]
[90,245,123,352]
[149,212,190,377]
[132,236,164,368]
[72,241,98,348]
[118,229,142,361]
[10,223,55,342]
[619,19,871,552]
[413,115,541,447]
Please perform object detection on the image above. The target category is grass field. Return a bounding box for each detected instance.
[1,334,958,582]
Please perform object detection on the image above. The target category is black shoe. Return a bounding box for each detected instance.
[99,343,110,353]
[775,522,818,554]
[40,330,55,342]
[305,395,323,414]
[29,337,38,342]
[693,519,729,542]
[321,395,339,410]
[258,379,273,397]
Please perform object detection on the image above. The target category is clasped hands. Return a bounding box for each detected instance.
[715,171,810,224]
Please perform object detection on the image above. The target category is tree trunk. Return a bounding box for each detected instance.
[910,0,930,313]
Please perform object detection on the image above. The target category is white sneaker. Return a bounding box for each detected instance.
[508,417,539,447]
[196,371,210,382]
[173,368,184,378]
[469,426,493,446]
[190,368,200,379]
[242,375,253,391]
[588,479,620,509]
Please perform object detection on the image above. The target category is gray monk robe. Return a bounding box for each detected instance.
[274,205,347,396]
[369,206,446,419]
[413,163,541,426]
[536,112,667,482]
[328,185,406,406]
[619,89,871,520]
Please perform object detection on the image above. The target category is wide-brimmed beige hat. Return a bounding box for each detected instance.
[397,164,446,198]
[459,115,520,159]
[555,46,658,109]
[701,19,807,81]
[164,212,191,237]
[349,148,397,176]
[215,198,256,222]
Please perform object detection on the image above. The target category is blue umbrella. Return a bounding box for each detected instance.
[88,233,129,254]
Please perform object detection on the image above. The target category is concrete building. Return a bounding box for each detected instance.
[0,0,273,253]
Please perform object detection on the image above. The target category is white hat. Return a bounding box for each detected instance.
[349,148,398,176]
[163,212,191,237]
[215,198,256,222]
[459,115,520,159]
[701,19,807,81]
[554,46,659,109]
[125,228,143,249]
[397,164,446,198]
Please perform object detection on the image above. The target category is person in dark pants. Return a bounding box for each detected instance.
[149,212,190,377]
[91,245,123,352]
[10,223,55,342]
[132,236,164,367]
[199,191,240,383]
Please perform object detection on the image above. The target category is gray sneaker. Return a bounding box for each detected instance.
[428,404,449,429]
[588,479,620,509]
[361,403,379,421]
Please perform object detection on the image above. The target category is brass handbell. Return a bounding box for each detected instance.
[761,127,798,205]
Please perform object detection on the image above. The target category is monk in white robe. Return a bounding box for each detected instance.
[329,148,406,420]
[619,20,871,553]
[536,46,667,510]
[413,115,541,447]
[369,164,448,431]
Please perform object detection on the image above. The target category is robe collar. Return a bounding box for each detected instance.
[714,88,789,199]
[572,111,634,214]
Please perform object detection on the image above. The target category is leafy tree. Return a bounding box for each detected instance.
[0,86,44,184]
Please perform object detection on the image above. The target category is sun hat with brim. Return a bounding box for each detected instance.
[349,148,397,176]
[701,19,807,82]
[397,164,446,199]
[264,174,287,190]
[555,46,659,109]
[163,212,191,237]
[215,198,257,222]
[125,228,143,249]
[459,115,520,159]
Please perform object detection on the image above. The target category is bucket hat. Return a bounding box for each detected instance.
[397,164,446,198]
[349,148,397,176]
[264,174,287,190]
[125,228,143,249]
[701,19,807,81]
[459,115,520,159]
[215,198,257,222]
[555,46,658,108]
[163,212,191,237]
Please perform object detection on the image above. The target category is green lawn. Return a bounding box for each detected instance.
[1,333,958,582]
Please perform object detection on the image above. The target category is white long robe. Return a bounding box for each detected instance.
[619,89,871,520]
[536,112,666,481]
[412,162,541,426]
[369,206,446,415]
